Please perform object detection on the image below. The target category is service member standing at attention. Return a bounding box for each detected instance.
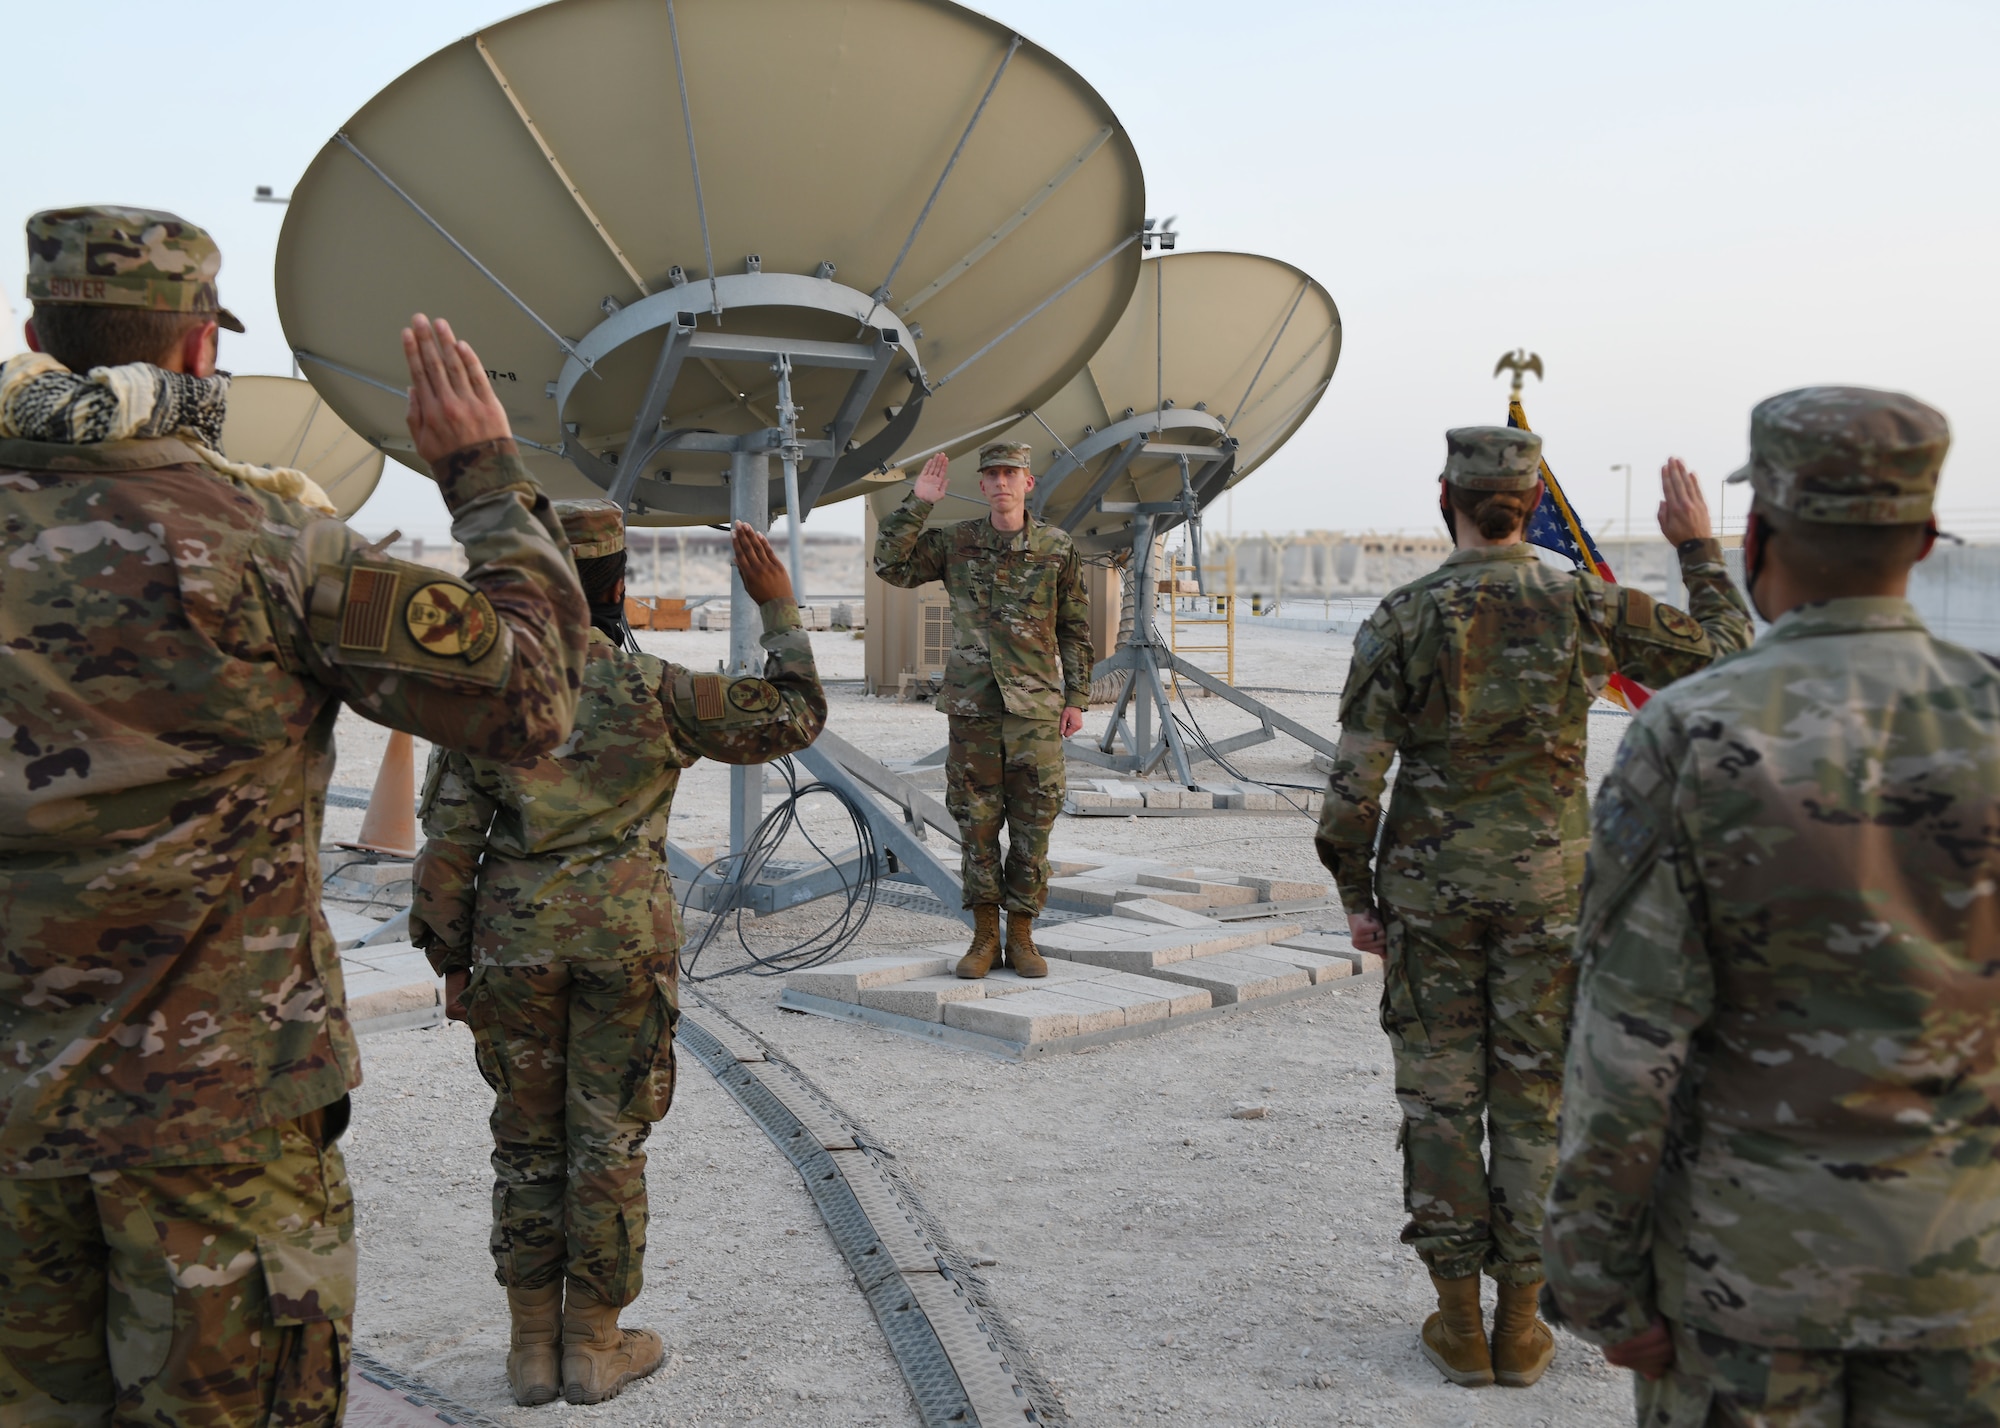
[874,443,1093,979]
[1316,427,1751,1391]
[1544,389,2000,1426]
[0,207,589,1426]
[411,503,824,1408]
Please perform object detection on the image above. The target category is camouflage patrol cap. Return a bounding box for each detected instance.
[553,499,626,558]
[977,440,1032,472]
[1724,386,1949,524]
[26,206,244,332]
[1441,426,1543,491]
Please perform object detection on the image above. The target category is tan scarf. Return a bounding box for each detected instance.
[0,353,337,515]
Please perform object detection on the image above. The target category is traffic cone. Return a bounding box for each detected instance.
[339,729,418,858]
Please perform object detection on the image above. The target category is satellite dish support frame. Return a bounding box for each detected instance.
[548,271,929,862]
[1069,438,1343,785]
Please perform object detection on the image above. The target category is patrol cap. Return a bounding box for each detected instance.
[977,440,1032,472]
[1725,386,1948,525]
[553,499,626,558]
[26,206,244,333]
[1441,426,1543,491]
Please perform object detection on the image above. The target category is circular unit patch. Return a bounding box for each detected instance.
[405,582,499,661]
[726,678,782,715]
[1657,605,1703,641]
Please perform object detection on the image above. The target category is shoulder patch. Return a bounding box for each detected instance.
[404,581,500,662]
[693,673,725,721]
[1595,781,1659,868]
[339,566,399,652]
[1354,621,1388,667]
[1657,604,1703,641]
[727,678,782,715]
[1620,587,1655,630]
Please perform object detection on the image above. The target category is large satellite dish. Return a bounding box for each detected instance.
[917,250,1340,556]
[221,375,386,519]
[274,0,1144,529]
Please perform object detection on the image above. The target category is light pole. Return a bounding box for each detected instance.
[1610,463,1633,572]
[254,187,297,376]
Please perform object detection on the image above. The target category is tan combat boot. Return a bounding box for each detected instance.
[956,906,1002,978]
[1421,1272,1495,1388]
[1005,911,1048,978]
[505,1282,563,1406]
[1491,1278,1556,1387]
[560,1280,665,1406]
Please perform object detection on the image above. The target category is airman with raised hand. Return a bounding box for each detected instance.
[0,206,589,1426]
[873,443,1093,979]
[413,506,823,1408]
[1315,427,1750,1390]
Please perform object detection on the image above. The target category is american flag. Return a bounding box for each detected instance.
[1507,396,1649,711]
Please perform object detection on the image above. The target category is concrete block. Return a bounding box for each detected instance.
[1178,790,1214,809]
[1110,898,1223,930]
[977,962,1107,997]
[1275,932,1382,976]
[323,909,388,950]
[943,992,1100,1042]
[1238,877,1331,902]
[1046,879,1124,911]
[1139,787,1182,809]
[786,954,955,1004]
[1137,875,1260,907]
[857,976,986,1022]
[1067,792,1115,810]
[1258,947,1355,983]
[1051,978,1167,1024]
[1090,970,1214,1016]
[1146,951,1312,1006]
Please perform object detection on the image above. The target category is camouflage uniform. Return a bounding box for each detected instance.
[1315,426,1752,1286]
[0,209,589,1426]
[1544,389,2000,1425]
[873,443,1092,914]
[412,500,824,1309]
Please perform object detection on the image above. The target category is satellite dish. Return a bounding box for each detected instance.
[274,0,1144,528]
[918,250,1340,556]
[221,375,386,519]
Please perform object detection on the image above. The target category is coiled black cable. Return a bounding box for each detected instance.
[679,755,881,981]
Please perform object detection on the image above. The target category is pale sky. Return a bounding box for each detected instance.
[7,0,1995,545]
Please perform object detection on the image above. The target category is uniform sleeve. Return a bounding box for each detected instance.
[659,598,826,766]
[1314,608,1409,916]
[410,746,496,975]
[1597,538,1753,689]
[255,440,589,762]
[872,493,950,588]
[1057,545,1094,710]
[1542,712,1715,1348]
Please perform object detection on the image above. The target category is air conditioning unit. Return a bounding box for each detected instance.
[918,589,952,678]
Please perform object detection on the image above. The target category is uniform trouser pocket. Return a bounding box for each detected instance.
[0,1113,354,1425]
[623,970,680,1125]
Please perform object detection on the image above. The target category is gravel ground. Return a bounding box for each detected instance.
[338,620,1643,1425]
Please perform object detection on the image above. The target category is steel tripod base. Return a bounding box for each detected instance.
[1087,642,1339,785]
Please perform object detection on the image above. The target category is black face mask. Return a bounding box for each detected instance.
[588,600,638,651]
[1440,489,1459,542]
[1744,514,1773,621]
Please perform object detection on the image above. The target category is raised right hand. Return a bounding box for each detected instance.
[1656,458,1713,546]
[733,522,794,605]
[912,451,950,503]
[402,314,514,471]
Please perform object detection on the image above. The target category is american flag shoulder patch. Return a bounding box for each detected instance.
[340,566,400,652]
[692,673,725,721]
